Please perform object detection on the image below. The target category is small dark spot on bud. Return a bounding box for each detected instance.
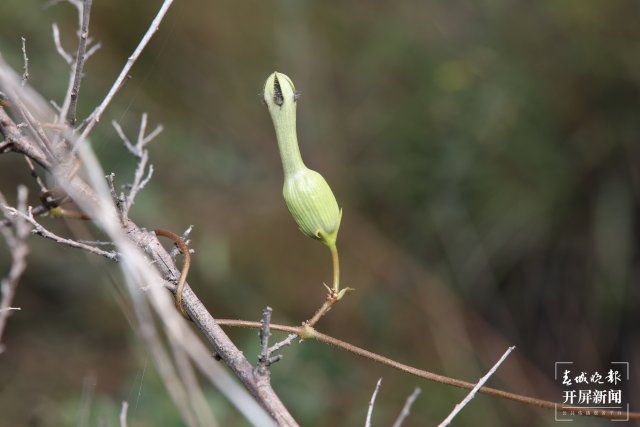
[273,75,284,106]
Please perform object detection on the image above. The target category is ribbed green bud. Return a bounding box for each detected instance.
[263,71,342,247]
[283,168,342,246]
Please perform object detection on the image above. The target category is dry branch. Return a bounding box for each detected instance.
[391,387,421,427]
[0,93,293,427]
[66,0,93,126]
[365,378,382,427]
[438,346,515,426]
[0,187,31,352]
[0,1,295,423]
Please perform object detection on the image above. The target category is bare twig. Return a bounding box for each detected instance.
[268,333,297,355]
[258,307,273,365]
[75,0,175,146]
[256,307,283,368]
[0,99,53,168]
[76,239,115,246]
[105,172,124,217]
[14,98,60,171]
[304,292,337,327]
[365,378,382,427]
[142,122,163,145]
[84,40,101,60]
[52,23,73,64]
[22,155,49,193]
[52,2,98,131]
[57,55,78,126]
[111,120,135,153]
[112,114,161,214]
[66,0,93,126]
[391,387,421,427]
[1,205,48,228]
[438,346,516,427]
[169,225,193,260]
[5,206,118,261]
[20,37,29,85]
[0,187,31,351]
[127,159,153,212]
[119,401,128,427]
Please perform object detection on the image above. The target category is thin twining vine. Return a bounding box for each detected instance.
[214,319,640,421]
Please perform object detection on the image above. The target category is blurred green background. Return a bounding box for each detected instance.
[1,0,639,426]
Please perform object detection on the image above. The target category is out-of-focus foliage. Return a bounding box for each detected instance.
[0,0,638,426]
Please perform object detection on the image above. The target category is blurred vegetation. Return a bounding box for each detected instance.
[1,0,639,426]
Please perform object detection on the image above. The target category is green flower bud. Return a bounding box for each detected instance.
[263,72,342,247]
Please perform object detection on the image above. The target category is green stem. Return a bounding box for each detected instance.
[330,243,340,293]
